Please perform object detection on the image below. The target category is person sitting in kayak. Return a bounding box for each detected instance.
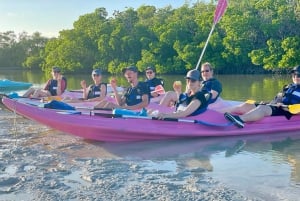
[23,66,67,98]
[200,62,222,104]
[94,66,150,110]
[159,62,222,107]
[80,69,107,102]
[150,69,210,119]
[144,66,165,98]
[223,65,300,128]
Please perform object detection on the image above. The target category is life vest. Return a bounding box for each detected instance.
[176,91,208,116]
[87,83,107,99]
[282,84,300,105]
[124,82,150,106]
[46,77,67,96]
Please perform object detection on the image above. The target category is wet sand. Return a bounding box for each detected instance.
[0,105,262,201]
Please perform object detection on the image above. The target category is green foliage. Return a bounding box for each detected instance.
[1,0,299,74]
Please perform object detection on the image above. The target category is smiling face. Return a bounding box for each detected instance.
[92,73,101,84]
[292,73,300,84]
[186,78,200,93]
[201,63,213,81]
[146,69,155,80]
[51,70,61,79]
[124,70,138,84]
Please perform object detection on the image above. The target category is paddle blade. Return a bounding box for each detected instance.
[245,100,256,104]
[288,104,300,114]
[153,85,165,95]
[213,0,228,24]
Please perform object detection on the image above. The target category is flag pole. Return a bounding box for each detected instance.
[195,0,228,70]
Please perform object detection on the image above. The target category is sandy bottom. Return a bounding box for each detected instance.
[0,105,261,201]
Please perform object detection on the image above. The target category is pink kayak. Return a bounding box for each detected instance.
[2,96,300,142]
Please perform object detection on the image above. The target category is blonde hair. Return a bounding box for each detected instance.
[201,62,213,70]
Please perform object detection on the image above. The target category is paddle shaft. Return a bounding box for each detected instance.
[246,100,300,114]
[94,112,232,127]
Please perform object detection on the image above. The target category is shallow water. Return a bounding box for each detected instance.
[1,71,300,200]
[1,104,300,200]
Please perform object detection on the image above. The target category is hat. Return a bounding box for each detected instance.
[52,66,61,72]
[145,66,156,72]
[290,65,300,74]
[92,69,101,75]
[185,69,200,81]
[122,66,138,74]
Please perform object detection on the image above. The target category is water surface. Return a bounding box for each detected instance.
[0,69,299,200]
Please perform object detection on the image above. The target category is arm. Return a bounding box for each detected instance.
[204,79,222,101]
[157,99,201,119]
[81,80,88,99]
[56,75,66,96]
[110,78,124,106]
[43,79,51,91]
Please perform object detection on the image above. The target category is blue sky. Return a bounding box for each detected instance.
[0,0,199,37]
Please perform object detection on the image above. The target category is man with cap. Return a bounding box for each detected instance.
[144,66,165,98]
[23,66,67,98]
[223,65,300,128]
[151,69,210,119]
[95,66,150,110]
[80,69,107,101]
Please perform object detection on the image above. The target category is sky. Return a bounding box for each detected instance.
[0,0,199,37]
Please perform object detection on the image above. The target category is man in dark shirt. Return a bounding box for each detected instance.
[144,66,164,98]
[95,66,150,110]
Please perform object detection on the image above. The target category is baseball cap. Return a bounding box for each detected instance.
[122,66,138,74]
[145,66,156,72]
[290,65,300,74]
[185,69,200,81]
[52,66,61,73]
[92,69,102,75]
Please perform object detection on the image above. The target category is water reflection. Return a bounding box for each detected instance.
[98,132,300,200]
[99,132,300,178]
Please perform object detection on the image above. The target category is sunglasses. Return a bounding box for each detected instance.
[293,73,300,78]
[201,69,210,73]
[186,78,197,83]
[92,74,100,77]
[146,71,153,74]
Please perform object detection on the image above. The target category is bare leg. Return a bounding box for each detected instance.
[220,102,256,114]
[32,89,50,98]
[159,91,178,107]
[22,87,36,97]
[240,105,272,122]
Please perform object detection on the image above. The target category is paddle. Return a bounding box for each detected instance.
[245,100,300,114]
[75,106,113,111]
[94,112,233,127]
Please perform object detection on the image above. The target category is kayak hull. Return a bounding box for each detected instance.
[0,79,32,91]
[2,97,300,142]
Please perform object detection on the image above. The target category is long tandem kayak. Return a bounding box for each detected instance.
[1,96,300,142]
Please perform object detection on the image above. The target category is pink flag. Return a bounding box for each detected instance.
[213,0,228,24]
